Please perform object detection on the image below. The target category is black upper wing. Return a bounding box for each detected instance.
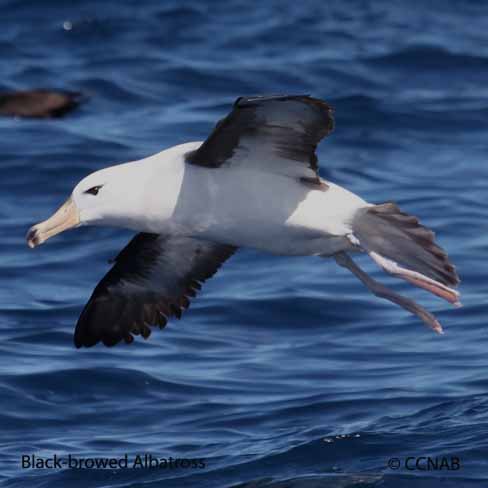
[74,233,236,348]
[186,95,334,186]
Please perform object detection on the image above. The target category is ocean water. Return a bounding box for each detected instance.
[1,0,487,486]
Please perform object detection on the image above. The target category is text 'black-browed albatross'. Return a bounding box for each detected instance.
[26,95,460,347]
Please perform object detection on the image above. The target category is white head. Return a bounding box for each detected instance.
[26,162,151,248]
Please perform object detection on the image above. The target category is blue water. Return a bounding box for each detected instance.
[1,0,487,486]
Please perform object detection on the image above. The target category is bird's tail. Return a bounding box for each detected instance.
[351,202,460,305]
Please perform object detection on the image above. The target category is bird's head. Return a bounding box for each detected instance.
[26,162,151,248]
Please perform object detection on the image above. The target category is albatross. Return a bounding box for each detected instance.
[26,95,460,347]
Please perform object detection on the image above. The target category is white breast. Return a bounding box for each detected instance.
[130,143,369,256]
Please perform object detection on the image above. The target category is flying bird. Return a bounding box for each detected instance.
[26,95,460,347]
[0,89,82,118]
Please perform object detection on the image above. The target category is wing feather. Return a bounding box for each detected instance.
[186,95,334,186]
[74,233,236,348]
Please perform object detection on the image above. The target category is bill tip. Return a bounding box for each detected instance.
[26,225,41,248]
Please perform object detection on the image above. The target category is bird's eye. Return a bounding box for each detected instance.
[84,185,103,196]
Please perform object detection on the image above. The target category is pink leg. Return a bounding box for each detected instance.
[367,251,461,307]
[334,252,443,334]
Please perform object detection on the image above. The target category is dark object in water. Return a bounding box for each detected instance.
[0,89,83,118]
